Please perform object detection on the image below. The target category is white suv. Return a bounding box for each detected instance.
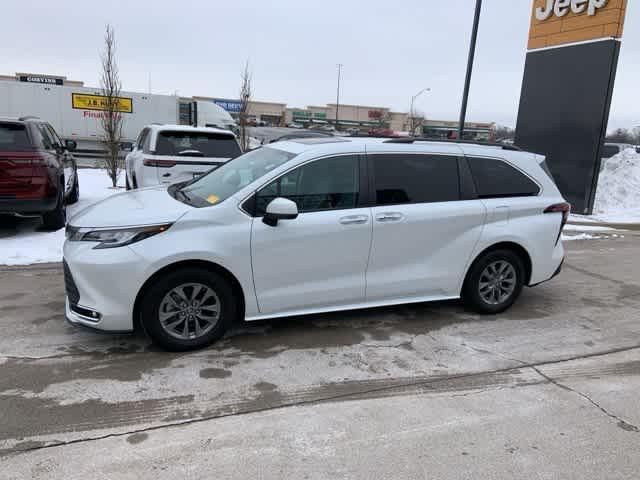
[64,137,568,351]
[125,124,241,189]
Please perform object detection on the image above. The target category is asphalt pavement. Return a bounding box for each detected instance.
[0,234,639,479]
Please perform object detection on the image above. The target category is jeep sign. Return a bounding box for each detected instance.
[536,0,607,21]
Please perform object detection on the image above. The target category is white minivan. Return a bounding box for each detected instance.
[65,137,568,351]
[125,124,241,189]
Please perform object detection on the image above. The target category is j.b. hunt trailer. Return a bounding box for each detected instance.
[0,79,236,156]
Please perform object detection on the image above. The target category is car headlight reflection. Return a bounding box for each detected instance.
[66,223,172,249]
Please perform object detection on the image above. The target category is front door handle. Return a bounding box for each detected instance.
[340,215,369,225]
[375,212,404,223]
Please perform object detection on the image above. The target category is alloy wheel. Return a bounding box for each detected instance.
[158,283,221,340]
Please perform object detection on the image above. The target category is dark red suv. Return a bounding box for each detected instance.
[0,117,79,229]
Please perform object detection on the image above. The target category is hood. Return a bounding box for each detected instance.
[69,186,192,228]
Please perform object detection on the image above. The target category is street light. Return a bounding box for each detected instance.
[410,88,430,136]
[336,64,343,130]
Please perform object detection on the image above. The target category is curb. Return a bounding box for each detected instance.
[567,220,640,231]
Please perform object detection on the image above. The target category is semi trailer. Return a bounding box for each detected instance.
[0,79,236,157]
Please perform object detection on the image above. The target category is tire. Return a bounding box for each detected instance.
[141,268,236,351]
[42,182,67,230]
[462,249,525,315]
[67,173,79,204]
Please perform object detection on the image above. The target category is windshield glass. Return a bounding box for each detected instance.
[180,146,296,206]
[155,131,241,158]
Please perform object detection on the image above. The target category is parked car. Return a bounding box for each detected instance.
[602,142,635,159]
[346,127,361,135]
[286,123,304,129]
[0,116,78,229]
[64,137,568,351]
[125,125,241,189]
[311,124,335,132]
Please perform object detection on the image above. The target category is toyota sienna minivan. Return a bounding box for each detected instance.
[64,137,568,351]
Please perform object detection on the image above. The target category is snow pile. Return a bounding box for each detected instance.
[0,170,123,266]
[593,148,640,221]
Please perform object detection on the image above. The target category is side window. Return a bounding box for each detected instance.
[467,157,540,198]
[45,125,63,148]
[373,154,460,205]
[255,155,359,216]
[37,124,55,150]
[137,129,150,151]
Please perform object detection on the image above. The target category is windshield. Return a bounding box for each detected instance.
[155,131,241,158]
[179,146,296,206]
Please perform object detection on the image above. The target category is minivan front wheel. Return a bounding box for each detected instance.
[462,250,525,314]
[141,268,235,351]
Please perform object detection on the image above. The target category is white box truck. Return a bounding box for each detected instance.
[0,80,236,157]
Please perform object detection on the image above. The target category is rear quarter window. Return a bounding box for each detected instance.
[0,123,32,151]
[467,156,540,198]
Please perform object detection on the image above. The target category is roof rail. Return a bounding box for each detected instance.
[383,137,522,151]
[18,115,40,121]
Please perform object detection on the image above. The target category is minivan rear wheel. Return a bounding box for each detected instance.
[462,249,525,314]
[141,268,236,351]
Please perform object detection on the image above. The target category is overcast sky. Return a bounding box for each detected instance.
[2,0,638,129]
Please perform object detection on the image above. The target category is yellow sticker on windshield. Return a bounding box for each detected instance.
[207,194,220,204]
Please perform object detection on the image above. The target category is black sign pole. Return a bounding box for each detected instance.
[458,0,482,140]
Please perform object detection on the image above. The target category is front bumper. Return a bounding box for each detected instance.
[63,241,144,332]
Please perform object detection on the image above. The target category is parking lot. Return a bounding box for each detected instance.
[1,232,639,479]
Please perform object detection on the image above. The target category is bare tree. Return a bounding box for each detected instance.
[238,61,252,152]
[100,25,124,187]
[370,110,391,130]
[495,125,516,142]
[408,108,425,136]
[606,128,634,144]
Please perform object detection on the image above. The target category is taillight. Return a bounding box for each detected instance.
[545,202,571,244]
[143,158,176,168]
[0,152,45,165]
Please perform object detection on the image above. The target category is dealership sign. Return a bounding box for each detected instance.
[536,0,607,21]
[19,75,63,86]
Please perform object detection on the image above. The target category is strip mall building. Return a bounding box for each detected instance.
[1,72,495,140]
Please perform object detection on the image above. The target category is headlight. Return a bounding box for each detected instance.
[66,223,172,249]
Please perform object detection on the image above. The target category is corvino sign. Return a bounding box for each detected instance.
[535,0,607,21]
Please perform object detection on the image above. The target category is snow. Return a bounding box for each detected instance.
[591,148,640,223]
[563,224,615,232]
[0,170,123,266]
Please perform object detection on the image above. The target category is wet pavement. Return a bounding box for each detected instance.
[0,234,639,478]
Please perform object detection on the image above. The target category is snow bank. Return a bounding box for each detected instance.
[593,148,640,222]
[0,170,123,266]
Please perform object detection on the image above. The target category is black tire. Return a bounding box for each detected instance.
[42,182,67,230]
[141,268,236,351]
[67,173,79,204]
[462,249,525,315]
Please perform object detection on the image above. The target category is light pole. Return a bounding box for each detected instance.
[410,87,430,136]
[336,64,343,130]
[458,0,483,140]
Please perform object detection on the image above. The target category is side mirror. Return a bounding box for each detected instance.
[263,197,298,227]
[64,139,77,152]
